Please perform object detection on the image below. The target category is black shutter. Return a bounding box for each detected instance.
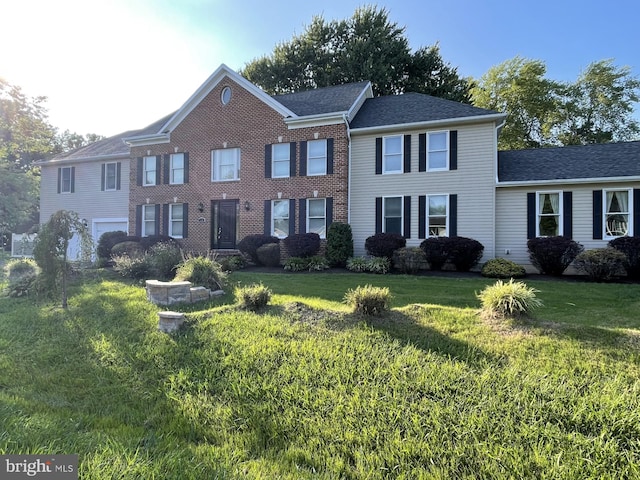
[449,130,458,170]
[375,137,382,175]
[183,152,189,184]
[289,199,296,235]
[101,164,105,191]
[563,191,573,238]
[593,190,603,240]
[163,154,170,184]
[153,205,160,236]
[403,195,411,238]
[155,156,161,185]
[449,194,457,237]
[527,193,536,239]
[418,134,426,172]
[135,205,142,236]
[70,167,75,193]
[404,134,411,173]
[289,142,297,177]
[375,197,383,233]
[299,142,307,177]
[265,145,272,178]
[136,157,143,186]
[299,198,307,233]
[57,168,61,193]
[634,189,640,237]
[264,200,271,235]
[327,138,334,175]
[418,195,426,239]
[326,197,333,228]
[182,203,189,238]
[162,204,169,236]
[116,162,121,190]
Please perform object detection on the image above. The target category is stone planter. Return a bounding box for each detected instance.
[158,311,185,333]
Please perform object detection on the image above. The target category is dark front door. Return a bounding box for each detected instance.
[211,200,238,249]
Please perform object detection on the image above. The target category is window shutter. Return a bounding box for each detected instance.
[70,167,75,193]
[135,205,142,236]
[155,156,162,185]
[289,142,297,177]
[449,130,458,170]
[375,197,382,233]
[299,142,307,176]
[418,134,426,172]
[418,195,426,239]
[101,164,105,191]
[264,200,271,235]
[116,162,121,190]
[327,138,334,175]
[163,154,170,184]
[182,203,189,238]
[326,197,333,228]
[288,199,296,235]
[634,189,640,237]
[563,191,573,238]
[449,194,457,237]
[264,145,272,178]
[162,204,169,236]
[593,190,603,240]
[403,195,411,238]
[375,137,382,175]
[183,152,189,184]
[57,168,61,193]
[299,198,307,233]
[136,157,143,186]
[153,205,160,236]
[527,192,536,239]
[403,134,411,173]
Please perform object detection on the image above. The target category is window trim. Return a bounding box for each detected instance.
[603,188,633,239]
[427,131,449,172]
[141,204,156,237]
[382,196,404,235]
[102,162,118,191]
[271,143,291,179]
[168,203,184,239]
[382,135,403,174]
[211,148,240,182]
[427,193,449,237]
[271,199,290,239]
[306,198,327,239]
[307,139,327,176]
[143,156,157,186]
[169,153,185,185]
[59,166,73,194]
[536,190,563,237]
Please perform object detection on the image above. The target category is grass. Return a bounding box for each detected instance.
[0,269,639,478]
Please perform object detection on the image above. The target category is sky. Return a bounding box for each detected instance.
[2,0,639,138]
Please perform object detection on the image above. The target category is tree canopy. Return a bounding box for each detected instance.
[241,6,471,102]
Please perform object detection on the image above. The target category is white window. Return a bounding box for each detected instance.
[604,189,631,238]
[170,153,184,184]
[60,167,72,193]
[307,198,326,238]
[104,162,117,191]
[537,191,562,237]
[383,135,403,174]
[428,132,448,171]
[307,140,327,176]
[142,205,156,237]
[383,196,403,234]
[212,148,240,181]
[272,143,290,178]
[428,195,448,237]
[143,156,156,186]
[169,204,184,238]
[272,199,289,238]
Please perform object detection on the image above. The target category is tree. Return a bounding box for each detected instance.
[241,6,471,101]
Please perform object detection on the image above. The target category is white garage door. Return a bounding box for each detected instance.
[94,220,128,243]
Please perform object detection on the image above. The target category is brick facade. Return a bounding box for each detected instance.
[129,77,349,254]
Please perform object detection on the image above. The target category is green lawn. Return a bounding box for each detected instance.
[0,270,639,478]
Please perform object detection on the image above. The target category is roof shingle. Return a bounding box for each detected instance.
[272,81,370,116]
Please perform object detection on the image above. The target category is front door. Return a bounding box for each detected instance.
[211,200,238,249]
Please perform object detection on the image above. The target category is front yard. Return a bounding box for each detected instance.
[0,270,639,478]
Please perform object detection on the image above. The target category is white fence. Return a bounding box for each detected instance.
[11,233,37,258]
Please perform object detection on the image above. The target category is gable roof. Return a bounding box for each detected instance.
[498,141,640,184]
[273,81,371,116]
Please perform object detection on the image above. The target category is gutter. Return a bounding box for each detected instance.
[349,113,507,136]
[497,175,640,187]
[343,113,352,225]
[33,152,129,166]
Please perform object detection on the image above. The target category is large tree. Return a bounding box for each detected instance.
[241,6,471,101]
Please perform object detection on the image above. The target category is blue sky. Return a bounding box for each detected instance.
[2,0,638,137]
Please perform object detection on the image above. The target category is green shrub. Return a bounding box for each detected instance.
[527,236,584,276]
[477,279,543,318]
[111,241,144,259]
[365,233,406,259]
[346,256,369,273]
[4,258,40,297]
[481,258,526,279]
[238,234,279,264]
[609,236,640,280]
[346,256,390,274]
[146,241,182,280]
[256,242,281,267]
[573,248,626,281]
[420,237,452,271]
[174,255,226,290]
[112,255,150,279]
[284,257,310,272]
[344,284,391,316]
[218,255,247,272]
[392,247,427,274]
[283,233,320,258]
[307,255,330,271]
[325,222,354,267]
[96,231,128,264]
[139,235,181,251]
[448,236,484,272]
[235,283,272,311]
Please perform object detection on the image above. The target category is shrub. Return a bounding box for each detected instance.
[174,255,226,290]
[527,236,584,276]
[237,234,279,264]
[448,237,484,272]
[235,283,272,311]
[346,256,369,273]
[365,233,406,259]
[307,256,330,271]
[96,231,128,264]
[256,243,281,267]
[284,257,310,272]
[140,235,180,251]
[609,236,640,280]
[420,237,452,271]
[344,284,391,316]
[112,255,150,279]
[326,222,354,267]
[4,258,40,298]
[146,241,183,280]
[392,247,427,274]
[481,258,526,279]
[218,255,247,272]
[573,248,626,282]
[283,233,320,258]
[477,279,543,318]
[111,241,144,259]
[346,256,390,274]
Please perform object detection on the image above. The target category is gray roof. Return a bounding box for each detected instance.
[498,141,640,182]
[273,81,370,116]
[349,92,499,129]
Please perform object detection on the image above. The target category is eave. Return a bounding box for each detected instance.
[497,175,640,187]
[124,133,171,147]
[350,113,507,135]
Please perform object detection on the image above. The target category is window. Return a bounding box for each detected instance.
[428,195,448,236]
[212,148,240,181]
[272,199,289,238]
[383,135,403,174]
[428,132,448,171]
[143,156,157,186]
[383,197,403,234]
[169,204,184,238]
[537,192,562,236]
[272,144,290,178]
[221,86,232,105]
[604,189,631,238]
[307,198,326,238]
[142,205,156,236]
[59,167,73,193]
[170,153,184,184]
[307,140,327,176]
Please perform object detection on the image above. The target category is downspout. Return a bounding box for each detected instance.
[493,117,507,261]
[343,113,352,224]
